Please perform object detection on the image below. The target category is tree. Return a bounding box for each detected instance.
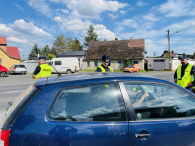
[47,54,56,60]
[50,46,58,56]
[83,24,98,47]
[28,43,40,60]
[52,35,66,54]
[124,58,131,67]
[71,38,83,51]
[41,45,50,56]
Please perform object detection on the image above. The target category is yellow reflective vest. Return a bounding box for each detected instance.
[96,66,112,72]
[35,64,52,79]
[177,64,194,88]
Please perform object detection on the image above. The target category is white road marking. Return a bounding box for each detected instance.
[5,90,25,94]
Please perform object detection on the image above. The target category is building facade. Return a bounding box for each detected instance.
[83,38,145,70]
[0,37,21,69]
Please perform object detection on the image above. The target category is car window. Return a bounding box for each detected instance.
[48,62,53,66]
[55,61,61,65]
[47,82,127,122]
[15,65,25,68]
[128,65,134,68]
[124,82,195,120]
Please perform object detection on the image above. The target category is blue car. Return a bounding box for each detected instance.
[1,73,195,146]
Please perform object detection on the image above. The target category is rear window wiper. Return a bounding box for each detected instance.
[54,116,77,121]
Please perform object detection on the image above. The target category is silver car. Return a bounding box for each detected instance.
[10,64,27,75]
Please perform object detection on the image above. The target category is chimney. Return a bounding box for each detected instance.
[115,37,118,41]
[104,39,106,41]
[130,37,133,40]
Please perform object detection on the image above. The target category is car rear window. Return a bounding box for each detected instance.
[4,85,40,126]
[15,65,25,68]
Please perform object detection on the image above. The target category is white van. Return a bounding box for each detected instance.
[48,58,79,74]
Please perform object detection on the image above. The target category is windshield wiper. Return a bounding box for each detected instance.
[54,116,77,121]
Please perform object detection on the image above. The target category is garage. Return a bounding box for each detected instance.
[153,59,165,71]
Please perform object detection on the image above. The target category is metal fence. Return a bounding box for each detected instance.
[21,60,39,73]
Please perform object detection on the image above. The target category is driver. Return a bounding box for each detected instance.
[129,86,149,107]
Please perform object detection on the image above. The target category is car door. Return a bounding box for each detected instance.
[45,82,129,146]
[53,60,62,72]
[122,81,195,146]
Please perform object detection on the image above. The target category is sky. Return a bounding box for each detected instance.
[0,0,195,60]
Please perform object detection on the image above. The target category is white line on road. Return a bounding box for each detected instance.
[5,90,25,94]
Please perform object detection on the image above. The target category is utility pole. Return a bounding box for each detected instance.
[167,29,171,71]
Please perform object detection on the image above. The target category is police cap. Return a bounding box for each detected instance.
[102,54,109,61]
[39,56,46,60]
[180,55,188,60]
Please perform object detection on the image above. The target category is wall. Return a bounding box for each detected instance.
[131,59,144,70]
[0,49,20,69]
[21,61,39,73]
[83,60,124,70]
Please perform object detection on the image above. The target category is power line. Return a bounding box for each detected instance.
[146,36,167,51]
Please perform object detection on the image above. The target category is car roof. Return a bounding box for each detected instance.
[35,73,175,88]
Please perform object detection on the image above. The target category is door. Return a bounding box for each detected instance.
[45,82,129,146]
[153,60,164,71]
[123,82,195,146]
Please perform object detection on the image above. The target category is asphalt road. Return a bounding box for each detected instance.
[0,72,174,145]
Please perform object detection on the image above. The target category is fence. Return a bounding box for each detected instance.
[21,60,39,73]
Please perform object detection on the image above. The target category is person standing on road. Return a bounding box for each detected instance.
[32,57,52,79]
[174,55,195,89]
[95,54,112,72]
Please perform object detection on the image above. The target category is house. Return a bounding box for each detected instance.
[57,51,86,69]
[147,50,195,71]
[0,37,21,69]
[83,38,145,70]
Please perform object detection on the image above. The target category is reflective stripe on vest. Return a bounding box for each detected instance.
[35,64,52,79]
[97,66,112,72]
[177,64,194,88]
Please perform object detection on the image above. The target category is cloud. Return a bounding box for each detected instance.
[120,19,138,28]
[108,14,118,19]
[10,19,52,38]
[7,37,29,44]
[93,24,115,40]
[0,24,18,37]
[50,0,129,19]
[28,0,53,18]
[143,13,160,22]
[14,4,24,11]
[120,10,125,14]
[136,0,148,7]
[61,9,69,14]
[158,0,195,17]
[19,48,24,52]
[54,16,91,32]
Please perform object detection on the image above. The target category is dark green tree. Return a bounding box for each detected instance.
[124,58,131,67]
[41,45,50,56]
[47,54,56,60]
[83,24,98,47]
[50,46,58,56]
[71,38,83,51]
[28,43,40,60]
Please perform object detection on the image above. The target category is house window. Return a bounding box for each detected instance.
[118,61,122,64]
[87,61,90,67]
[132,61,138,64]
[55,61,61,65]
[94,61,98,67]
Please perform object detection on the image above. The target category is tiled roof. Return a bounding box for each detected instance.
[85,39,145,60]
[57,51,86,57]
[0,37,7,45]
[0,46,21,60]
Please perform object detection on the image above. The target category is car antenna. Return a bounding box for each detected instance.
[47,60,61,77]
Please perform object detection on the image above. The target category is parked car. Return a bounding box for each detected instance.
[124,64,139,73]
[9,64,27,75]
[0,65,9,77]
[2,73,195,146]
[48,57,79,74]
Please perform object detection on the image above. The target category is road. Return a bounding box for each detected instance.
[0,72,174,145]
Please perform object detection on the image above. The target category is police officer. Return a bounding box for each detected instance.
[174,55,195,89]
[32,57,52,79]
[96,54,112,72]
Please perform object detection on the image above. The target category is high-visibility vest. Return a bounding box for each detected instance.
[35,64,52,79]
[177,64,194,88]
[96,66,112,72]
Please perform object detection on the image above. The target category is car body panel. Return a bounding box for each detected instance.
[124,64,139,72]
[0,65,9,76]
[10,64,27,74]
